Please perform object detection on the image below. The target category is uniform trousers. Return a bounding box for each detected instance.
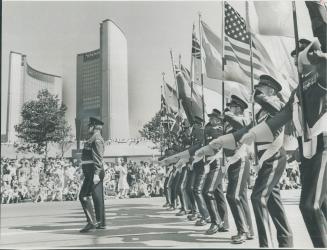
[203,160,223,225]
[167,171,175,206]
[226,158,254,235]
[299,147,327,248]
[251,149,293,248]
[79,164,105,226]
[185,167,198,214]
[215,176,230,229]
[163,176,170,204]
[177,166,191,211]
[193,160,210,219]
[170,171,181,208]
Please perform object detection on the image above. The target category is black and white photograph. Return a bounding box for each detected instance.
[1,0,326,248]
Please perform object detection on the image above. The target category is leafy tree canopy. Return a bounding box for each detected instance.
[14,89,72,158]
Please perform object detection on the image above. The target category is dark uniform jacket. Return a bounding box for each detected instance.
[82,132,105,175]
[263,51,327,158]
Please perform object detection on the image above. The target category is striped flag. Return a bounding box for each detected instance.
[224,2,292,99]
[224,2,265,80]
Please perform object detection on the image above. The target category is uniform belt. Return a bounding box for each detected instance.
[257,144,270,151]
[81,160,94,165]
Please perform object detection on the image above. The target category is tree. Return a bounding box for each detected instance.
[139,110,188,156]
[14,89,71,161]
[56,119,74,158]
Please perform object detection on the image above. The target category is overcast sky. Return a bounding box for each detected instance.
[1,1,310,137]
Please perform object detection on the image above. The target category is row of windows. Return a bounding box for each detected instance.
[81,86,100,94]
[81,68,100,74]
[83,103,101,110]
[81,76,100,82]
[82,63,100,71]
[82,98,100,105]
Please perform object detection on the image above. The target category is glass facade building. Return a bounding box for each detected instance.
[76,19,129,140]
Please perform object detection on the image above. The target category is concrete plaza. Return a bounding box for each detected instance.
[0,189,313,248]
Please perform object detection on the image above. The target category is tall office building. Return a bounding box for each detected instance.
[76,19,129,140]
[5,51,63,143]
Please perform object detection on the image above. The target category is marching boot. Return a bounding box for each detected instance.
[206,223,220,235]
[80,196,97,233]
[176,209,187,216]
[96,223,107,230]
[231,232,247,244]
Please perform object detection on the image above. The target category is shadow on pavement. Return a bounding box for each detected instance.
[8,201,231,247]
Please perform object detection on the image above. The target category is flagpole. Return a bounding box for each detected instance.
[221,1,225,167]
[190,23,196,108]
[160,80,164,157]
[221,1,225,117]
[246,1,258,166]
[198,13,206,147]
[292,1,309,141]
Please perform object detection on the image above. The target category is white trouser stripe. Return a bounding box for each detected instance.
[235,161,247,231]
[181,170,188,208]
[260,159,278,248]
[209,170,219,192]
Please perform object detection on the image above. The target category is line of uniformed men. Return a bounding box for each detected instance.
[160,38,327,248]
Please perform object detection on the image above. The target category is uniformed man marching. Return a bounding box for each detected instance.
[241,39,327,247]
[191,116,211,226]
[211,75,294,247]
[79,117,106,232]
[196,95,254,244]
[202,109,229,234]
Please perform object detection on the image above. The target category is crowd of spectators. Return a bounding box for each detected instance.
[1,151,301,204]
[1,157,166,204]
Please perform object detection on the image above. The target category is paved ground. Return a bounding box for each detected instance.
[0,189,313,249]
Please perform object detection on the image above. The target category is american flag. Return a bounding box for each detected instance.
[224,2,265,79]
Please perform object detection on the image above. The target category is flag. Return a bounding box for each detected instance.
[175,65,203,124]
[160,94,167,117]
[305,1,327,53]
[191,25,202,86]
[170,112,183,134]
[192,26,201,59]
[246,1,294,37]
[200,18,263,88]
[224,3,292,98]
[200,21,224,80]
[199,21,251,98]
[200,5,293,99]
[163,81,179,112]
[224,2,266,81]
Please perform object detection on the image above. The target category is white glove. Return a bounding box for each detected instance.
[204,164,210,174]
[240,131,256,145]
[195,148,204,158]
[93,174,100,185]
